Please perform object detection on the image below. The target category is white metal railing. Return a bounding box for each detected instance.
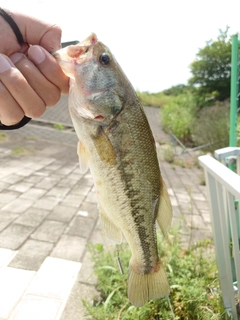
[199,149,240,319]
[214,147,240,175]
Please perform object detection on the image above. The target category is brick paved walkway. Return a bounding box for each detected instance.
[0,104,211,319]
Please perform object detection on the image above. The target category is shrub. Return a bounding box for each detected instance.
[137,91,171,108]
[161,94,197,144]
[191,100,230,152]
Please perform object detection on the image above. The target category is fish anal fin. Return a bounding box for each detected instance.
[128,259,170,307]
[157,181,172,236]
[77,140,89,174]
[99,207,122,244]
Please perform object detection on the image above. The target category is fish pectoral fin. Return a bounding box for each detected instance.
[77,140,89,174]
[128,259,170,307]
[99,207,122,244]
[157,181,172,236]
[92,127,116,166]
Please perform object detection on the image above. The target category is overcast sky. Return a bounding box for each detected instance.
[2,0,240,93]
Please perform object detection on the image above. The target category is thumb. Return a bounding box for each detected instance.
[11,10,62,52]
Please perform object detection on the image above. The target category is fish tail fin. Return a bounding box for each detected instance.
[128,260,170,307]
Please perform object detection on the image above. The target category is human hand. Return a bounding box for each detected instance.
[0,8,69,126]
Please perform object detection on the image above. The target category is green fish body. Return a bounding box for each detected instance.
[54,34,172,307]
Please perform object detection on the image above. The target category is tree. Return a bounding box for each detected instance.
[189,28,232,102]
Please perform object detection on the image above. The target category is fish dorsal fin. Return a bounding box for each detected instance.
[77,140,89,174]
[156,181,172,236]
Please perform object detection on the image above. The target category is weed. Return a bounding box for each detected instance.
[162,145,200,169]
[199,174,206,186]
[11,147,25,155]
[163,145,175,163]
[83,230,228,319]
[173,154,203,169]
[26,135,37,140]
[0,132,7,141]
[173,157,195,169]
[53,123,66,130]
[11,147,34,155]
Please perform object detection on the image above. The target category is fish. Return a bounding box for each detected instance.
[53,33,172,307]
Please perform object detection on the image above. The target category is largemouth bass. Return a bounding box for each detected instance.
[53,33,172,307]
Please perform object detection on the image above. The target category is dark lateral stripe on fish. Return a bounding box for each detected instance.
[118,160,157,272]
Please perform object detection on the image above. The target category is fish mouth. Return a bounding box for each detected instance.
[64,33,98,62]
[52,33,98,57]
[94,115,105,120]
[52,33,98,77]
[73,110,109,126]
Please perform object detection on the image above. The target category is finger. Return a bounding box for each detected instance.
[0,82,24,125]
[0,53,46,118]
[28,46,69,94]
[10,52,61,106]
[10,10,62,52]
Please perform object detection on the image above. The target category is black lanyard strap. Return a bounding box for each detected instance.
[0,8,25,44]
[0,116,31,130]
[0,7,31,130]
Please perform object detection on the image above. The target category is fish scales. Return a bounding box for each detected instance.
[106,105,159,270]
[53,33,172,307]
[89,103,159,265]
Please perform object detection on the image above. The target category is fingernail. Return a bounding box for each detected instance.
[50,41,62,52]
[28,46,46,64]
[10,53,24,64]
[0,54,13,73]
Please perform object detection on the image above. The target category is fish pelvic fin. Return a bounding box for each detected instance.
[128,260,170,307]
[77,140,89,174]
[157,181,172,236]
[99,207,122,244]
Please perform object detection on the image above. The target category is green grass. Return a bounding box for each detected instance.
[83,230,228,319]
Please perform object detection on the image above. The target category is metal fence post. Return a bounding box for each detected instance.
[230,34,239,147]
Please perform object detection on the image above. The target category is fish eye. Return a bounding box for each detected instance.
[99,53,110,65]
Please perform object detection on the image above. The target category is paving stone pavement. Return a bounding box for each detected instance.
[0,106,212,319]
